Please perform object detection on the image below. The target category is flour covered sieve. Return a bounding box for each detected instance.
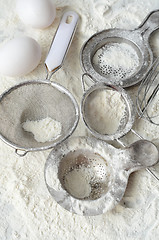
[44,136,159,216]
[81,73,135,141]
[80,10,159,87]
[0,11,79,156]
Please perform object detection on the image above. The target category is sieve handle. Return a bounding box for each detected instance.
[45,11,79,73]
[123,140,159,174]
[137,9,159,41]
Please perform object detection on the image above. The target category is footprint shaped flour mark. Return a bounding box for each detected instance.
[93,0,111,17]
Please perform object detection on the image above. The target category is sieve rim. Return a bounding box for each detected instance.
[81,83,136,141]
[80,28,153,88]
[0,80,79,153]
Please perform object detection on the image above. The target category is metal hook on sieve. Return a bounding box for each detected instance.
[15,149,28,157]
[81,73,97,92]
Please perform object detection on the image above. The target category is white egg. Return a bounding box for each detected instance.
[0,37,41,77]
[16,0,56,29]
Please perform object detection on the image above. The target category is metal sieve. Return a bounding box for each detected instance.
[81,73,135,141]
[44,136,159,216]
[0,11,79,156]
[80,10,159,87]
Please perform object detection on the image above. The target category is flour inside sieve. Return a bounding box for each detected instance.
[92,42,139,81]
[58,149,112,200]
[84,88,127,135]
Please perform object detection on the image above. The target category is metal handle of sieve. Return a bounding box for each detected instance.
[15,149,28,157]
[45,11,79,78]
[116,131,159,181]
[81,73,97,92]
[136,9,159,41]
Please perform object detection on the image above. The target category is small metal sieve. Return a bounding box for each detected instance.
[0,11,79,156]
[81,73,135,141]
[44,136,159,216]
[80,10,159,87]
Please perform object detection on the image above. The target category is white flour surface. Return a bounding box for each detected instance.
[0,0,159,239]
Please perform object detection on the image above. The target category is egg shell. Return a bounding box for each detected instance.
[16,0,56,29]
[0,37,41,77]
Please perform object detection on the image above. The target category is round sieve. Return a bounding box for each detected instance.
[44,136,159,216]
[81,74,135,141]
[80,10,159,87]
[0,11,79,156]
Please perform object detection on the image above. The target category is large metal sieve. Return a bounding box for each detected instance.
[80,10,159,87]
[0,11,79,156]
[44,136,159,216]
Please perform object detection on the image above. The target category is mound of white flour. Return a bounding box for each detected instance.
[85,89,126,134]
[0,0,159,239]
[93,42,139,79]
[22,117,62,142]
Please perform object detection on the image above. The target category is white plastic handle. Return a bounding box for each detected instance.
[45,11,79,72]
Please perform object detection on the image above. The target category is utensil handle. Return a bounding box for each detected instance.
[137,9,159,41]
[45,11,79,73]
[124,140,159,173]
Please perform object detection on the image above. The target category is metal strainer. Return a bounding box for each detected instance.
[0,11,79,156]
[81,74,135,141]
[44,136,159,216]
[80,10,159,87]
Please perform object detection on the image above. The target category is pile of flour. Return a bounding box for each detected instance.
[22,117,62,143]
[93,42,139,79]
[85,89,126,135]
[0,0,159,239]
[64,165,93,199]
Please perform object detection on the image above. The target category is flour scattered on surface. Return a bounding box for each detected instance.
[93,42,139,80]
[1,0,159,239]
[85,89,126,135]
[22,117,62,142]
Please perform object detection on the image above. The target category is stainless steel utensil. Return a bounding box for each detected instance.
[0,11,79,156]
[80,10,159,87]
[44,136,159,216]
[136,56,159,125]
[81,74,135,141]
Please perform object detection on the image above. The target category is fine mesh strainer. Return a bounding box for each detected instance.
[0,11,79,156]
[81,74,135,141]
[44,136,159,216]
[80,10,159,87]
